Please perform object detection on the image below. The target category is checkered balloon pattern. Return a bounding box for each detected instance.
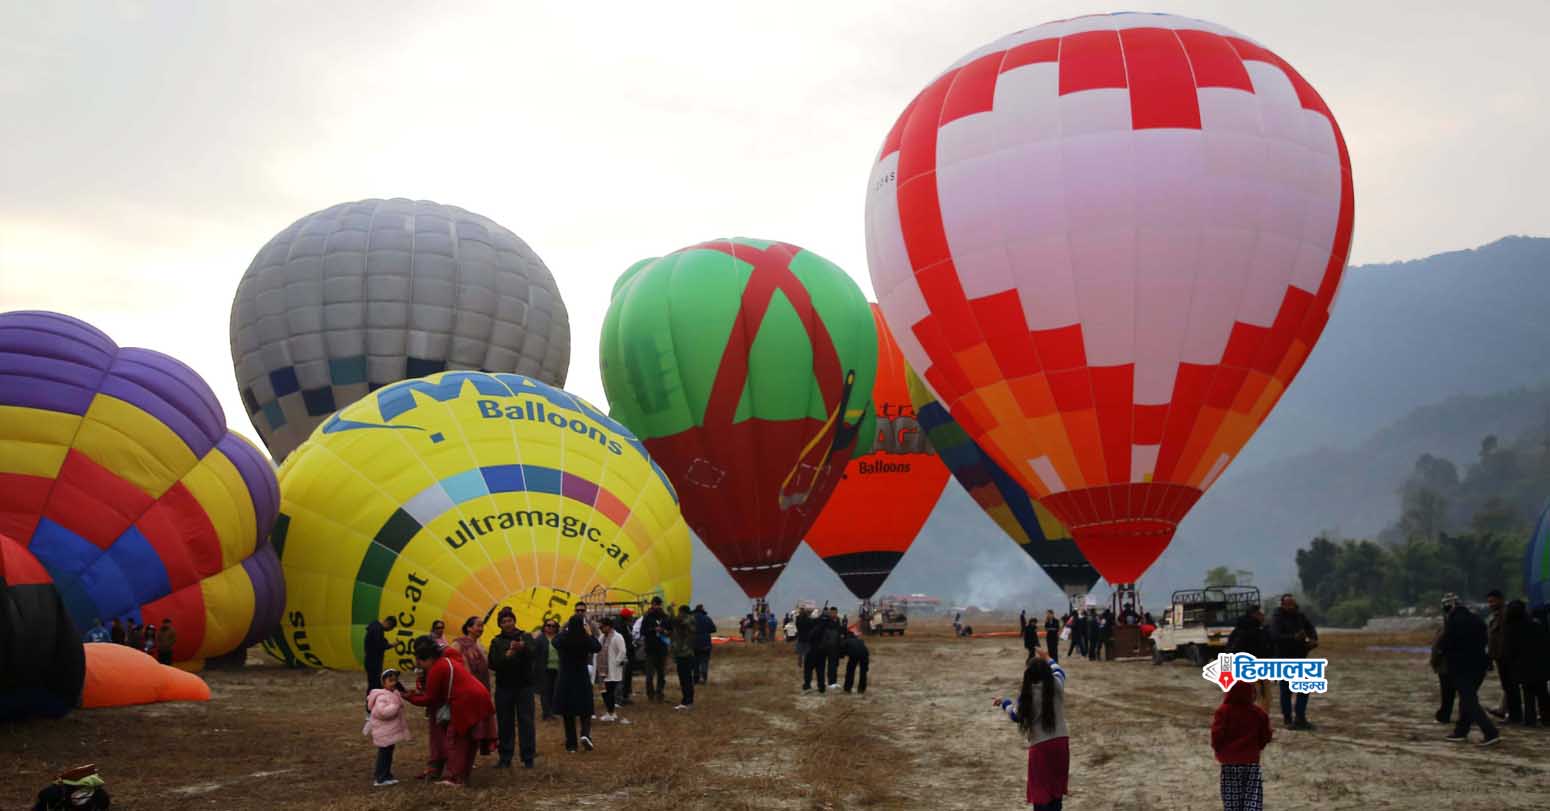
[866,12,1354,583]
[230,198,571,463]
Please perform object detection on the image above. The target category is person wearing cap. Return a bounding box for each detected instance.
[363,615,397,694]
[1430,594,1459,724]
[639,596,671,702]
[487,607,538,768]
[1440,592,1500,745]
[616,607,637,705]
[365,668,412,786]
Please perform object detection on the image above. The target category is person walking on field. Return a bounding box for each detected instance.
[640,597,671,703]
[487,607,538,769]
[670,605,698,709]
[363,615,396,693]
[1267,595,1318,730]
[364,668,413,787]
[1484,589,1511,721]
[1043,611,1061,664]
[1430,596,1456,724]
[1440,594,1500,745]
[993,648,1069,811]
[1212,680,1273,811]
[596,617,630,723]
[692,604,716,684]
[554,606,602,752]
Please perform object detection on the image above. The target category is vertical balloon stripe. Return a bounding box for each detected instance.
[181,451,256,569]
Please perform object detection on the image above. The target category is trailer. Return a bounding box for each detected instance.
[1150,586,1260,666]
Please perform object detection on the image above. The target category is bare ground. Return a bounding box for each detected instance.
[2,621,1546,810]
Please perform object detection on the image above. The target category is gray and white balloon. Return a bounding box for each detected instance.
[230,198,570,462]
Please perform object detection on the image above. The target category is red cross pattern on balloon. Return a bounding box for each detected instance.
[866,12,1354,584]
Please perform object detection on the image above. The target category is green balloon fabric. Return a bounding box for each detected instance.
[600,238,877,597]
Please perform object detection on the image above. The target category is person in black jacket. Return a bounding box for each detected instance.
[617,607,636,705]
[839,628,870,693]
[1043,610,1062,664]
[1267,594,1318,730]
[1019,610,1041,657]
[639,597,670,702]
[795,608,816,672]
[487,607,538,768]
[1227,605,1272,712]
[1501,599,1550,726]
[1440,595,1500,745]
[553,606,602,752]
[692,605,716,684]
[804,609,838,693]
[362,615,396,694]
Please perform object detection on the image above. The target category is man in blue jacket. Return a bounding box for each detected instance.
[1441,594,1501,746]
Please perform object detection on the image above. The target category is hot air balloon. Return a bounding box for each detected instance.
[907,369,1099,598]
[866,13,1354,584]
[805,305,949,599]
[1,532,85,721]
[1529,501,1549,610]
[263,371,691,671]
[79,643,211,708]
[0,311,285,665]
[230,198,571,463]
[600,239,878,598]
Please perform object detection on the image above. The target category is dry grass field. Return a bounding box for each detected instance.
[3,619,1547,809]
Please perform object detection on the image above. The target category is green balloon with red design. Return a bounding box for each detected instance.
[600,238,878,597]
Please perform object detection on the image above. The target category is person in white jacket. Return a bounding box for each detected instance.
[597,617,630,723]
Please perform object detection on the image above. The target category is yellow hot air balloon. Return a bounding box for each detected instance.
[263,371,691,671]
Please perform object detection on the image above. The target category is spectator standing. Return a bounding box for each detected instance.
[1267,595,1318,730]
[616,607,636,706]
[994,648,1069,811]
[405,636,496,785]
[1502,598,1549,726]
[597,617,629,723]
[486,607,537,768]
[538,619,560,719]
[671,605,697,709]
[692,604,716,684]
[364,668,412,787]
[156,619,177,665]
[1019,611,1041,657]
[450,616,498,756]
[1212,680,1273,811]
[83,619,109,643]
[109,618,126,646]
[363,615,396,693]
[553,607,602,751]
[1440,594,1500,745]
[1043,611,1061,664]
[640,597,671,702]
[1429,602,1455,724]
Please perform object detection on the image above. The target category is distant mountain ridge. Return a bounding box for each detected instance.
[688,236,1550,617]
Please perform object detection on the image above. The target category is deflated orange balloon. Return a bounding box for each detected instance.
[80,643,211,708]
[805,305,949,598]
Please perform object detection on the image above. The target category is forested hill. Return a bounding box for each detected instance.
[688,237,1550,617]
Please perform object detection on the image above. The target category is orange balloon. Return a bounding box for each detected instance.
[806,305,950,598]
[79,643,211,708]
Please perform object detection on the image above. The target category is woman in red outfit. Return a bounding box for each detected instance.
[406,635,495,786]
[1211,680,1273,811]
[450,616,499,756]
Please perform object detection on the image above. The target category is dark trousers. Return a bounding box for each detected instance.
[1498,665,1523,721]
[1436,673,1456,722]
[1033,799,1063,811]
[158,650,173,665]
[644,653,668,699]
[1453,676,1499,740]
[1046,632,1059,664]
[1520,679,1549,724]
[803,651,829,692]
[694,649,711,683]
[373,745,395,783]
[364,656,384,694]
[562,713,591,751]
[494,685,535,766]
[844,656,869,693]
[620,656,634,702]
[602,681,619,713]
[826,652,841,685]
[675,656,696,705]
[1068,634,1084,657]
[540,669,557,718]
[1279,681,1310,722]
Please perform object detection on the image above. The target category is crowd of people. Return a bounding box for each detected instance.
[356,596,725,788]
[999,588,1549,810]
[85,616,179,664]
[787,605,870,694]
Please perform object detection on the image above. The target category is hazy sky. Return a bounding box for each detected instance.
[2,0,1546,439]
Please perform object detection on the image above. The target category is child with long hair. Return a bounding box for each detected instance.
[1212,680,1272,810]
[993,648,1069,810]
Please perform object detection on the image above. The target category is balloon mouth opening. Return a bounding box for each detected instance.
[1069,520,1176,586]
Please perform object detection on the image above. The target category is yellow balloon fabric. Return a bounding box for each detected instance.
[263,372,691,671]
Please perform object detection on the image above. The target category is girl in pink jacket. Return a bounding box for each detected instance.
[365,669,413,787]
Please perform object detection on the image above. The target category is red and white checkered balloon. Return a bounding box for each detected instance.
[866,12,1354,584]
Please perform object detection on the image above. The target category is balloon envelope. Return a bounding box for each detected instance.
[0,532,85,721]
[264,371,691,671]
[0,311,284,664]
[907,369,1099,596]
[805,305,949,599]
[600,239,878,597]
[79,643,211,707]
[231,198,571,463]
[866,13,1354,583]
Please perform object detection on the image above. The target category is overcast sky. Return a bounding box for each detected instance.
[2,0,1546,441]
